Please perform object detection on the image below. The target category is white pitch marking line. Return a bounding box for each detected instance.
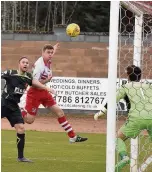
[2,156,102,164]
[2,141,106,148]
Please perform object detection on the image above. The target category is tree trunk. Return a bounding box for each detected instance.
[14,1,17,30]
[28,1,30,30]
[7,2,10,30]
[35,1,38,31]
[47,2,52,31]
[20,1,22,29]
[23,2,27,29]
[12,2,15,30]
[61,1,67,25]
[53,1,59,25]
[66,2,78,24]
[2,1,6,31]
[44,3,48,31]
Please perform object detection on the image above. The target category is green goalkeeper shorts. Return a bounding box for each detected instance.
[120,118,152,140]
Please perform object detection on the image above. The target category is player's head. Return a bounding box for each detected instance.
[18,57,29,72]
[42,44,54,62]
[126,65,141,82]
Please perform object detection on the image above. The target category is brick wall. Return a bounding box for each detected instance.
[1,41,109,78]
[2,40,152,79]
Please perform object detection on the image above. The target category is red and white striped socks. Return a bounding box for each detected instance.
[58,116,76,138]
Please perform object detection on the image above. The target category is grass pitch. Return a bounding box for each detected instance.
[2,130,106,172]
[2,130,151,172]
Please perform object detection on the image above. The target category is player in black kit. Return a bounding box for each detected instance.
[1,57,54,162]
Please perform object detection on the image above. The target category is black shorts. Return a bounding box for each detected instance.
[1,105,24,127]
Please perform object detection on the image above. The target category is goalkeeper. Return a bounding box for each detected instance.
[94,65,152,171]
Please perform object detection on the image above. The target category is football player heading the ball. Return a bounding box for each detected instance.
[94,65,152,171]
[20,43,88,143]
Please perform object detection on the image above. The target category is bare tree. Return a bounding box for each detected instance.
[4,1,7,30]
[28,1,30,30]
[47,2,52,31]
[61,1,67,25]
[23,2,27,29]
[53,1,59,25]
[34,1,38,31]
[44,1,52,31]
[20,1,22,29]
[1,1,82,32]
[1,1,6,31]
[44,2,49,31]
[66,2,78,24]
[12,2,15,30]
[14,1,17,30]
[51,1,60,31]
[7,2,11,30]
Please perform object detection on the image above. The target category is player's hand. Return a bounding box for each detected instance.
[53,43,60,52]
[52,43,60,57]
[46,87,57,95]
[50,88,57,95]
[94,106,107,121]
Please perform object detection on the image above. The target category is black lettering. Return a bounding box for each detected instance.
[90,97,94,104]
[75,97,79,103]
[85,97,89,103]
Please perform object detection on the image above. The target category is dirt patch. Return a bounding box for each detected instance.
[1,115,125,134]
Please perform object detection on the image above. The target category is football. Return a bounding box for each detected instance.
[66,23,80,37]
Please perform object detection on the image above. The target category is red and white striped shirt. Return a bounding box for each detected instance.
[32,56,52,81]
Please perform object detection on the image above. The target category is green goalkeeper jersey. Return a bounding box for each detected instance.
[116,82,152,119]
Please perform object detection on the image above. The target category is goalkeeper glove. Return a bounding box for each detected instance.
[94,106,107,121]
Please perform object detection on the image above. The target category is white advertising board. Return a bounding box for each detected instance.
[46,77,108,110]
[19,77,152,111]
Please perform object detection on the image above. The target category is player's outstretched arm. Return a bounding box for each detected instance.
[52,42,60,56]
[32,79,56,94]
